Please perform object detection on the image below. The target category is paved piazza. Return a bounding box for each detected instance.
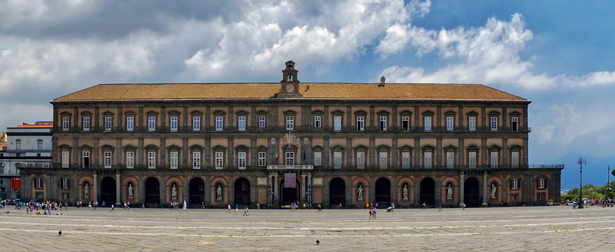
[0,206,614,251]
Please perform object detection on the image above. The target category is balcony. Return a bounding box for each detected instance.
[529,164,564,169]
[267,165,313,170]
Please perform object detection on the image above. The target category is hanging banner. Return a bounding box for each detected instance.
[11,177,20,189]
[284,173,296,188]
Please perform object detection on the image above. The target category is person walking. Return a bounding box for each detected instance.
[438,203,443,212]
[317,204,322,212]
[235,204,239,212]
[243,206,249,216]
[422,202,426,210]
[228,204,231,213]
[111,204,115,211]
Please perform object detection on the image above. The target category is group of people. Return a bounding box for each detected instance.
[24,201,68,216]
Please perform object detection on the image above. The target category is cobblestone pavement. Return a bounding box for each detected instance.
[0,205,614,251]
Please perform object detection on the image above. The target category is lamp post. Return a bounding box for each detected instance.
[578,156,586,209]
[306,184,313,208]
[267,185,273,209]
[608,166,611,202]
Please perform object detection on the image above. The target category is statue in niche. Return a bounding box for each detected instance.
[128,183,134,199]
[357,185,364,201]
[490,182,497,199]
[83,182,90,199]
[171,184,178,200]
[402,184,409,201]
[216,185,223,201]
[446,184,453,200]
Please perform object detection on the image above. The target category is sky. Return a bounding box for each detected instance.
[1,0,614,189]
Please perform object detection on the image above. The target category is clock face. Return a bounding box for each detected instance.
[285,84,295,93]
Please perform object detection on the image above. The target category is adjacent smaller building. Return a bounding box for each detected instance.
[0,121,52,200]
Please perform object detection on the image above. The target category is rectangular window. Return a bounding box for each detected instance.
[314,116,321,128]
[215,116,224,131]
[126,116,134,131]
[357,152,365,169]
[170,151,178,169]
[490,151,498,168]
[424,152,432,168]
[538,178,545,189]
[148,116,156,131]
[62,150,70,168]
[170,116,178,131]
[15,140,21,150]
[379,116,387,131]
[193,151,201,169]
[511,117,519,131]
[469,116,476,131]
[285,152,294,166]
[511,179,518,190]
[286,116,294,130]
[511,194,518,201]
[83,117,90,131]
[334,116,341,131]
[402,116,409,131]
[258,152,266,166]
[238,116,246,131]
[357,116,364,131]
[402,152,410,169]
[38,140,43,150]
[82,150,90,168]
[104,151,112,168]
[379,152,387,169]
[238,152,246,169]
[469,152,477,168]
[446,116,454,131]
[446,151,455,168]
[490,116,498,131]
[62,117,70,131]
[215,152,224,169]
[314,152,322,166]
[62,178,69,189]
[148,151,156,169]
[104,116,112,131]
[424,116,432,131]
[333,152,342,169]
[192,116,201,131]
[35,178,42,189]
[126,151,134,169]
[538,193,546,200]
[259,116,266,128]
[511,151,519,168]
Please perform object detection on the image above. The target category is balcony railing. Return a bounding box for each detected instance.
[529,164,564,169]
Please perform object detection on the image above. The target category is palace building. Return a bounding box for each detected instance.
[19,61,562,208]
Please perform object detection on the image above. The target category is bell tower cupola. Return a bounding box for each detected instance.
[276,60,302,98]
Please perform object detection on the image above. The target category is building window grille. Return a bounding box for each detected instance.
[511,117,519,131]
[333,116,342,131]
[446,116,454,131]
[258,152,266,166]
[490,152,499,168]
[103,151,112,168]
[538,178,545,189]
[62,178,69,189]
[170,116,178,131]
[356,152,365,169]
[126,151,134,169]
[402,116,409,131]
[511,151,519,168]
[401,152,410,169]
[237,152,246,169]
[469,152,477,168]
[83,117,90,131]
[357,116,364,131]
[379,152,387,169]
[38,140,43,150]
[148,117,156,131]
[104,116,112,131]
[62,117,70,131]
[379,116,387,131]
[285,152,295,166]
[193,151,201,169]
[215,152,224,169]
[215,116,224,131]
[511,179,518,190]
[286,116,294,130]
[333,152,342,169]
[314,152,322,166]
[170,151,178,169]
[35,178,42,189]
[446,151,454,168]
[259,116,266,128]
[238,116,246,131]
[147,151,156,169]
[126,116,134,131]
[490,117,498,131]
[15,139,21,150]
[424,116,432,131]
[314,116,321,128]
[424,152,432,168]
[192,116,201,131]
[469,116,476,131]
[82,150,90,168]
[61,150,70,168]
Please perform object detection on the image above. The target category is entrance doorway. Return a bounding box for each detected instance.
[280,180,300,207]
[329,178,345,208]
[145,177,160,205]
[464,177,480,207]
[375,178,391,207]
[234,178,250,206]
[419,178,435,207]
[189,178,205,208]
[100,176,116,206]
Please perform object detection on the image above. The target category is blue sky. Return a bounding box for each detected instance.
[0,0,613,189]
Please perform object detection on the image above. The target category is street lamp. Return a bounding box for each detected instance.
[306,184,313,208]
[608,166,611,202]
[578,156,586,209]
[267,185,273,209]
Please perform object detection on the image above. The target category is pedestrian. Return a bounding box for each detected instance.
[236,204,239,212]
[422,202,426,210]
[368,207,373,219]
[317,204,322,212]
[111,204,114,211]
[438,203,443,212]
[26,205,29,215]
[65,202,68,211]
[47,207,51,216]
[372,207,377,219]
[94,201,98,210]
[257,203,260,209]
[338,203,342,209]
[462,203,466,210]
[243,206,249,216]
[202,202,205,209]
[142,202,145,209]
[228,204,231,213]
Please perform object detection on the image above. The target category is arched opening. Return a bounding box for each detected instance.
[464,177,481,207]
[280,179,300,207]
[100,176,116,206]
[419,178,435,207]
[145,177,160,205]
[375,178,391,207]
[234,178,250,206]
[189,178,205,208]
[329,178,345,208]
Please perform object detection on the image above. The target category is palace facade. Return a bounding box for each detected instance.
[19,61,562,208]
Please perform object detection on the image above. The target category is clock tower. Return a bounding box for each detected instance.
[276,60,302,98]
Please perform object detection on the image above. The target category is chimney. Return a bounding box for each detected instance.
[379,76,385,87]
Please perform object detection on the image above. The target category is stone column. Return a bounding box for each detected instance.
[482,173,488,206]
[301,174,306,202]
[307,173,312,206]
[273,173,279,206]
[459,174,465,207]
[93,174,98,203]
[115,174,121,206]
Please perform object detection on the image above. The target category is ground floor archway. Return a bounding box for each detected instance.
[189,178,205,208]
[145,177,160,205]
[464,177,481,207]
[234,178,250,206]
[329,178,345,208]
[100,176,116,206]
[280,180,300,207]
[375,178,391,207]
[419,178,435,207]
